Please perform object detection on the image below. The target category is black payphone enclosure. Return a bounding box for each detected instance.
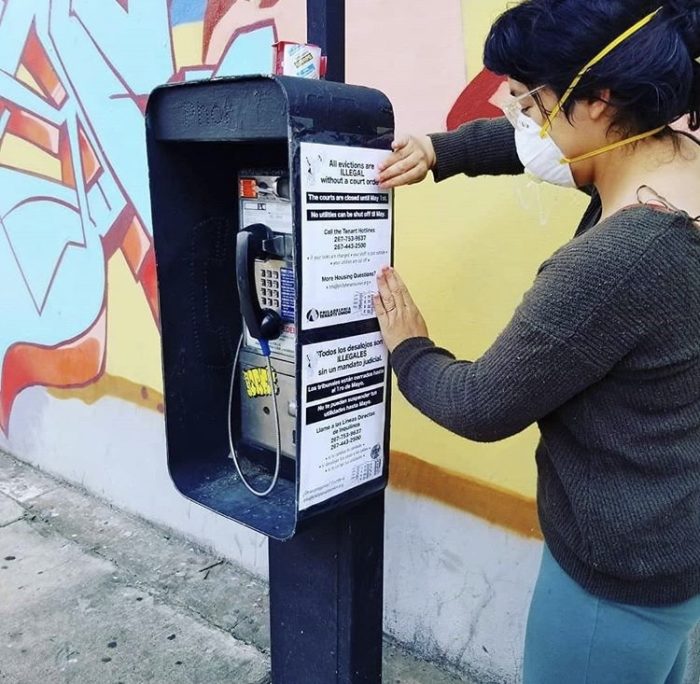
[145,75,394,540]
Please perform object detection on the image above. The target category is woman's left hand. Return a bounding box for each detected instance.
[373,266,429,352]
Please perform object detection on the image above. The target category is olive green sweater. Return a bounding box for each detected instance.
[391,117,700,605]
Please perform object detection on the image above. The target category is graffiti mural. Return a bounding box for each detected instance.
[2,0,541,501]
[0,0,307,434]
[3,0,551,512]
[0,0,471,437]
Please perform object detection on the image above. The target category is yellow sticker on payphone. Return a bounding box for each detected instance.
[243,367,278,398]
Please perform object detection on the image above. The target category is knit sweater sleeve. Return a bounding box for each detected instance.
[428,117,524,182]
[390,214,676,442]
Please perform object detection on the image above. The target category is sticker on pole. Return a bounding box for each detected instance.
[299,331,388,510]
[300,142,393,330]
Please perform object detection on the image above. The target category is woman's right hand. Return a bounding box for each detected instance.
[378,135,436,189]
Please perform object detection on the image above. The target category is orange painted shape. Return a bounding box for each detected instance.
[205,0,304,66]
[58,123,76,188]
[78,124,101,186]
[6,106,60,154]
[203,0,236,55]
[48,373,164,414]
[390,450,542,540]
[203,0,284,59]
[0,309,107,434]
[20,23,67,107]
[447,68,506,130]
[102,204,137,260]
[138,249,160,324]
[120,216,151,277]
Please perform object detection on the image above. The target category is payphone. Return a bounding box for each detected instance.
[228,170,296,496]
[146,74,393,538]
[146,73,394,684]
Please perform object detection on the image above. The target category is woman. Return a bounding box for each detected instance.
[374,1,700,682]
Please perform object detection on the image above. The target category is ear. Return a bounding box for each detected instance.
[587,89,613,122]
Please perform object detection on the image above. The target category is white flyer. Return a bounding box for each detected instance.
[299,331,388,510]
[300,142,393,330]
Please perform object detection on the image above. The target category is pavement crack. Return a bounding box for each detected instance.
[0,515,27,528]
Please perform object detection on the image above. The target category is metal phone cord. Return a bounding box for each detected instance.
[227,334,282,497]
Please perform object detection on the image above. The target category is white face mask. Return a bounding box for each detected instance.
[514,112,577,189]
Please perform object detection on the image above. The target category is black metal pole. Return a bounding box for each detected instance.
[268,494,385,683]
[267,6,385,683]
[306,0,346,83]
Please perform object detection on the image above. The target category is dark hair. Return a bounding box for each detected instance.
[483,0,700,136]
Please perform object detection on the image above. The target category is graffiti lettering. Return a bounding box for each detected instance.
[243,367,278,398]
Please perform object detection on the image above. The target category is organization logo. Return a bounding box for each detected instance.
[305,306,352,322]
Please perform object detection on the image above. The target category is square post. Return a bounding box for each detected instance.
[306,0,346,83]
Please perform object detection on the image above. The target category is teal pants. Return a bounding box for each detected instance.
[524,545,700,684]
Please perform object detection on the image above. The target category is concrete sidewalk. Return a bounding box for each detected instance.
[0,450,471,684]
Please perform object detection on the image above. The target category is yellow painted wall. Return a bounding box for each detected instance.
[105,252,164,395]
[0,0,589,506]
[387,0,589,496]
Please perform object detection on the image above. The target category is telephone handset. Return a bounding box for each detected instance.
[235,223,283,354]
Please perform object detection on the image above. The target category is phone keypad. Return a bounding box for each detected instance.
[260,266,281,309]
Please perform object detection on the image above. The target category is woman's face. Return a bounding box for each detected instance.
[506,78,552,127]
[507,77,609,185]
